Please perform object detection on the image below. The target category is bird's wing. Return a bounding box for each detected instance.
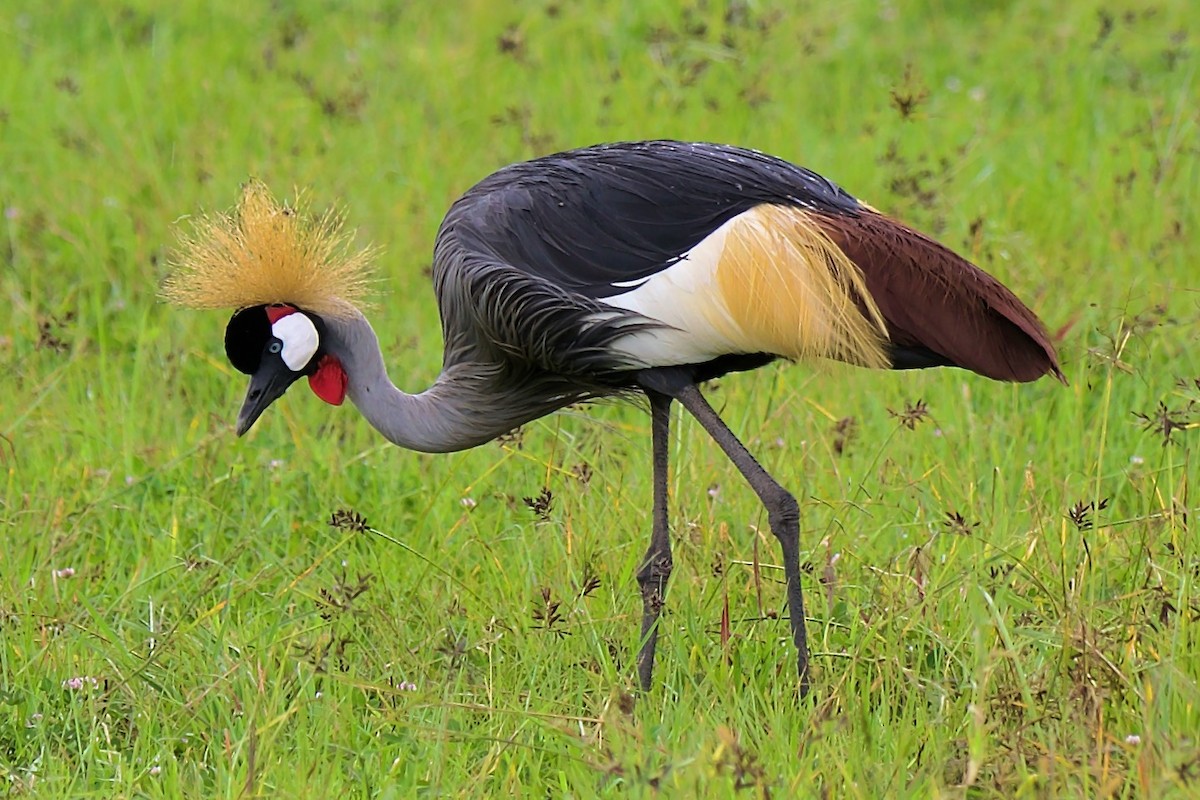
[435,140,1060,382]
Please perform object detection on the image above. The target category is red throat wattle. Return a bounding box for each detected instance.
[309,354,348,405]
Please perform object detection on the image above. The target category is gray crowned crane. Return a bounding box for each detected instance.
[165,140,1062,696]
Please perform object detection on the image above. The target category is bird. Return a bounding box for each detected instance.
[164,139,1063,696]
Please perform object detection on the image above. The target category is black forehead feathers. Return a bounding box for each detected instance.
[224,305,271,374]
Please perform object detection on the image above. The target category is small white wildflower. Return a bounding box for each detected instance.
[1130,455,1144,465]
[53,567,75,579]
[63,676,99,691]
[125,475,135,486]
[460,497,477,509]
[1125,734,1141,745]
[268,459,285,469]
[398,681,417,691]
[149,765,161,777]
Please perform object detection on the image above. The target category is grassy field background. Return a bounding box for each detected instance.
[2,0,1198,796]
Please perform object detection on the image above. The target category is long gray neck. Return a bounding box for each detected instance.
[323,312,525,454]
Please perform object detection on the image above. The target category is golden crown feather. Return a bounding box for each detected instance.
[162,180,376,319]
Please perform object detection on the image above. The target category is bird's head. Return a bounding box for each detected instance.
[162,180,374,436]
[224,302,349,435]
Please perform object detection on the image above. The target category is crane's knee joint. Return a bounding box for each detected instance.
[766,489,800,540]
[636,554,674,586]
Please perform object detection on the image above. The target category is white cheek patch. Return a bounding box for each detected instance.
[272,313,320,372]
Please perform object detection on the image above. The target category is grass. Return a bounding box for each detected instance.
[2,0,1198,796]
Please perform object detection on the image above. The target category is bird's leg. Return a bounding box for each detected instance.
[671,383,811,697]
[635,390,674,691]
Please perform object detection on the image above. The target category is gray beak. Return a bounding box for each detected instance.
[235,363,299,436]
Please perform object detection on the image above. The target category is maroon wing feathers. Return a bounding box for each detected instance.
[817,211,1064,383]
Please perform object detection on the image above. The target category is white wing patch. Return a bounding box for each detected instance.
[601,216,742,366]
[273,312,320,372]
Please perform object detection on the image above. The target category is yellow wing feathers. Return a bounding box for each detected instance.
[715,205,889,368]
[162,181,375,319]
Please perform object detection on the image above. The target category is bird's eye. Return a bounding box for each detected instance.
[269,341,282,354]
